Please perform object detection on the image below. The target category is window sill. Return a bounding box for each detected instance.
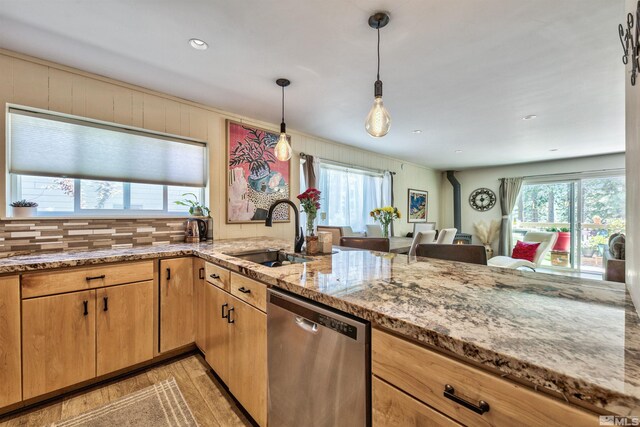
[1,214,206,221]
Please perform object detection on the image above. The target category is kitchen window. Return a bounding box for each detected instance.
[10,175,204,216]
[7,106,207,217]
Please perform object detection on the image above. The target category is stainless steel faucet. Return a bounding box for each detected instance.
[265,199,304,253]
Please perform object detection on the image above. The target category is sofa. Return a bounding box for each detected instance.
[316,226,365,245]
[603,233,625,283]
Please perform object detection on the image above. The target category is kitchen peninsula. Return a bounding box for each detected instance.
[0,237,637,426]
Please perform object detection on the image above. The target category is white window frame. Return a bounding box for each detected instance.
[10,174,206,218]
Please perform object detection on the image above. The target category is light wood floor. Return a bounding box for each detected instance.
[0,354,253,427]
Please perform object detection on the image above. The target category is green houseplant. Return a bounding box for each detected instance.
[174,193,210,217]
[10,200,38,218]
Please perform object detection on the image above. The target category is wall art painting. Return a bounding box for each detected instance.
[227,120,290,223]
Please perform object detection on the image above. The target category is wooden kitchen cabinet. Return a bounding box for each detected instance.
[372,328,598,427]
[373,376,461,427]
[159,257,194,353]
[96,281,154,376]
[22,290,96,399]
[228,294,267,427]
[204,282,231,384]
[193,258,206,352]
[0,276,21,407]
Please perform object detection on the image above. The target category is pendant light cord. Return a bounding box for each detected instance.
[281,85,285,124]
[377,25,381,81]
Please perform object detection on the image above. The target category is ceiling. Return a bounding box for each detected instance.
[0,0,626,170]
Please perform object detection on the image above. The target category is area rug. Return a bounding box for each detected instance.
[51,378,198,426]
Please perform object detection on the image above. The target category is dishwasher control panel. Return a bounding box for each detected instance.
[317,314,358,340]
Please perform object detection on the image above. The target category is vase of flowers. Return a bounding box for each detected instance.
[297,188,322,254]
[473,219,501,259]
[370,206,400,238]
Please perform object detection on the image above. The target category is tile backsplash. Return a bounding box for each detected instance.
[0,218,188,254]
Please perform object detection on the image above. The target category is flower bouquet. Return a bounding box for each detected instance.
[370,206,400,238]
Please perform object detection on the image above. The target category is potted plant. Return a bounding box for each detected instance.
[10,200,38,217]
[297,188,322,254]
[546,226,571,252]
[174,193,210,217]
[370,206,401,238]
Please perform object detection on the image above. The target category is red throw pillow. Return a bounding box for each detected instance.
[511,240,541,262]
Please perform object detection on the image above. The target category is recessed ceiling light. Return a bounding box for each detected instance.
[189,38,208,50]
[522,114,537,120]
[455,150,463,154]
[412,129,423,134]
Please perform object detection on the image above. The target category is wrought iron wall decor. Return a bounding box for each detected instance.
[619,1,640,85]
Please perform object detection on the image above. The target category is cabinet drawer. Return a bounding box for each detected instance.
[372,329,598,427]
[206,262,231,291]
[22,261,154,298]
[230,273,266,312]
[373,376,461,427]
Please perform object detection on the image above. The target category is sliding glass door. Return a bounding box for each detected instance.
[513,181,576,270]
[577,176,625,273]
[512,173,625,274]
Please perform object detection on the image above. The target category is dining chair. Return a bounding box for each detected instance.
[339,237,390,252]
[413,222,436,235]
[366,224,383,238]
[416,244,488,265]
[435,228,457,244]
[408,230,437,256]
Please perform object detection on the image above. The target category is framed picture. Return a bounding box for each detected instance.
[226,120,290,223]
[407,189,428,223]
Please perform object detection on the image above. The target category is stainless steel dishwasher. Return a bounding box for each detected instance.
[267,288,370,427]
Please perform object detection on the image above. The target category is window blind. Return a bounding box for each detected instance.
[8,107,207,187]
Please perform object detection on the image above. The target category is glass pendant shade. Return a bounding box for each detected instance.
[365,96,391,137]
[274,132,292,161]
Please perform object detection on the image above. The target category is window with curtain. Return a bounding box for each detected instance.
[316,162,385,233]
[7,106,207,216]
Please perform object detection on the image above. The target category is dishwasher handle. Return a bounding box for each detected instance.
[295,316,318,333]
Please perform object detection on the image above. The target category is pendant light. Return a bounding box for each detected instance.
[274,78,292,161]
[365,12,391,138]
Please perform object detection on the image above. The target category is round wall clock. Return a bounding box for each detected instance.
[469,188,497,211]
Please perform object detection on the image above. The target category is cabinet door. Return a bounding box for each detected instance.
[193,258,206,352]
[96,281,154,376]
[160,258,194,352]
[204,282,230,384]
[229,295,267,427]
[23,290,96,399]
[0,276,21,407]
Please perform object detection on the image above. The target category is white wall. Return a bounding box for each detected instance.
[625,0,640,309]
[439,153,625,252]
[0,49,440,240]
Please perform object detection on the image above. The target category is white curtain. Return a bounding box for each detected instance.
[317,163,383,233]
[382,171,394,235]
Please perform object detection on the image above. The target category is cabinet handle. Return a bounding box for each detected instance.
[443,384,490,415]
[221,303,228,319]
[86,274,105,282]
[103,296,109,311]
[199,267,205,280]
[166,268,171,281]
[238,286,251,294]
[83,300,89,316]
[227,307,235,324]
[209,273,220,280]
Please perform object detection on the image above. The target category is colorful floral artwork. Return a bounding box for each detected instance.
[408,189,428,223]
[226,120,290,223]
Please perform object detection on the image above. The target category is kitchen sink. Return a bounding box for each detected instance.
[226,249,310,267]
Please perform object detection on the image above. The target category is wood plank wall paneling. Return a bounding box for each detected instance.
[0,50,441,242]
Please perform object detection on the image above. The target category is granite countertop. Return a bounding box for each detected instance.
[0,237,638,416]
